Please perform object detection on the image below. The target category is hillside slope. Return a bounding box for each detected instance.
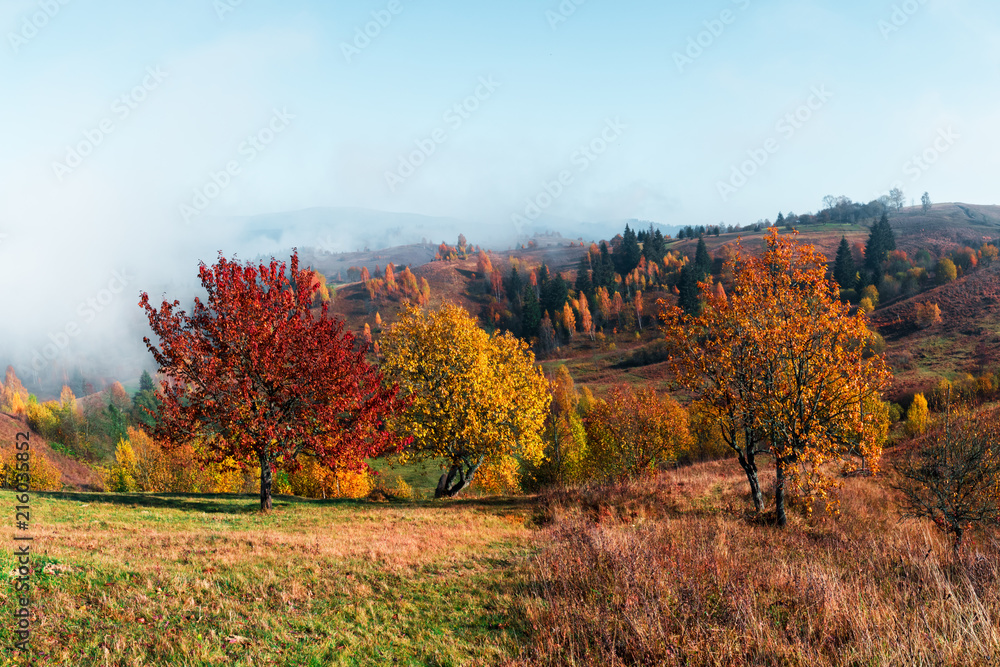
[872,263,1000,398]
[0,413,103,490]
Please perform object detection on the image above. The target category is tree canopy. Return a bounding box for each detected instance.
[661,230,892,525]
[140,251,404,510]
[380,303,551,498]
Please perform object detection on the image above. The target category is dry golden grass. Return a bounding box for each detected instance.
[0,492,536,666]
[510,459,1000,667]
[4,458,999,666]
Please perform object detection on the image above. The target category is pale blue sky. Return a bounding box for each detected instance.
[1,0,999,356]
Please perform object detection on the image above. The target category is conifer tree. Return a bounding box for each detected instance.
[833,236,856,289]
[694,237,712,278]
[864,213,896,274]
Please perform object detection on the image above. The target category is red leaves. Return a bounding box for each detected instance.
[140,250,406,481]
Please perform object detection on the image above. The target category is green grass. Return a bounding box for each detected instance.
[368,457,447,498]
[0,490,537,666]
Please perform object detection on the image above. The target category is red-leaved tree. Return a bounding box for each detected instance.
[140,251,404,510]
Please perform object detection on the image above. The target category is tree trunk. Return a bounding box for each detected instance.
[259,453,273,512]
[435,458,483,498]
[774,458,787,527]
[736,450,764,512]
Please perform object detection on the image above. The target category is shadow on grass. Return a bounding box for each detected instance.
[32,490,540,516]
[35,491,275,514]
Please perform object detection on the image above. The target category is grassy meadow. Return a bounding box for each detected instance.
[3,457,999,666]
[0,487,535,666]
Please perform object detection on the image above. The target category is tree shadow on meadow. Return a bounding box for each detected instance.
[33,490,541,517]
[36,491,288,514]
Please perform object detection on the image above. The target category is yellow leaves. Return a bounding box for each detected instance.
[288,458,372,499]
[907,394,929,436]
[582,385,690,481]
[0,448,62,491]
[381,303,551,485]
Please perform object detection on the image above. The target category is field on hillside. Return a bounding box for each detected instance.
[512,458,1000,667]
[4,455,998,666]
[0,490,535,666]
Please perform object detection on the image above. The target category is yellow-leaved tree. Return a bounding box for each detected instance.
[661,229,892,526]
[381,303,551,498]
[582,384,690,481]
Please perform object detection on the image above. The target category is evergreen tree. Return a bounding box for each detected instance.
[537,263,550,287]
[651,229,666,261]
[574,256,592,295]
[833,236,856,290]
[542,274,569,318]
[522,285,542,338]
[694,237,712,278]
[677,264,702,315]
[139,370,155,393]
[596,242,614,288]
[615,224,642,277]
[864,213,896,274]
[131,370,160,429]
[506,267,524,307]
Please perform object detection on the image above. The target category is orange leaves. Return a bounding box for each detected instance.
[476,250,493,277]
[914,302,942,329]
[660,229,893,520]
[364,265,428,305]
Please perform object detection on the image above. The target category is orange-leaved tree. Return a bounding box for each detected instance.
[660,230,891,525]
[140,251,406,510]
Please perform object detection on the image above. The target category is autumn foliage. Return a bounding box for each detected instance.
[380,303,550,497]
[661,230,892,525]
[582,384,690,481]
[140,251,405,510]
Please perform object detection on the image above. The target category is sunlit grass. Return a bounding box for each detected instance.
[0,491,535,666]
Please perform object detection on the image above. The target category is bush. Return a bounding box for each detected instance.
[914,302,942,329]
[893,409,1000,554]
[861,284,880,307]
[613,339,671,368]
[288,458,373,499]
[582,385,690,480]
[935,258,957,285]
[0,448,62,491]
[906,393,929,436]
